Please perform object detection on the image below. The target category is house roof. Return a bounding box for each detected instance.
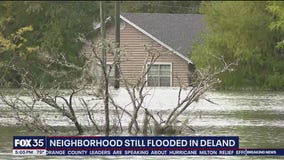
[120,13,205,64]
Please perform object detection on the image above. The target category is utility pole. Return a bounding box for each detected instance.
[114,1,120,89]
[100,0,109,136]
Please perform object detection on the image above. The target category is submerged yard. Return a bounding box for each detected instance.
[0,88,283,159]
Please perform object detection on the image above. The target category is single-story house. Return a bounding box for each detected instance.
[83,13,205,87]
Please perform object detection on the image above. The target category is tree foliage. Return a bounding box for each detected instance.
[267,1,284,49]
[0,1,111,87]
[121,1,200,14]
[191,1,284,90]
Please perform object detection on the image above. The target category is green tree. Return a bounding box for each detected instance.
[267,1,284,49]
[121,1,200,14]
[0,1,113,87]
[0,3,37,87]
[191,1,284,90]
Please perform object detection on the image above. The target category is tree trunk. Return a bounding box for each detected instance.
[74,120,84,135]
[114,1,120,89]
[100,1,110,136]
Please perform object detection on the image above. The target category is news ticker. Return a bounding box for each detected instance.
[12,136,284,156]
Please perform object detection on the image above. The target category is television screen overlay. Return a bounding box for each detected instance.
[13,136,284,156]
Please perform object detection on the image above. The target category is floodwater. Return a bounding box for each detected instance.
[0,88,283,160]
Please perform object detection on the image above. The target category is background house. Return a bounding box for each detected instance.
[83,13,205,87]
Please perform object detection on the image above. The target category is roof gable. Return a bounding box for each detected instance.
[120,13,205,64]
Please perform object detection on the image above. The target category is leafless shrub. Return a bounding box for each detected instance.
[147,57,238,135]
[1,32,238,136]
[0,94,55,133]
[79,98,101,133]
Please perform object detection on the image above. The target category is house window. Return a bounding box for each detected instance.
[147,64,172,86]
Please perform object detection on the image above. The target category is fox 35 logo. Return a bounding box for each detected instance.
[13,136,45,148]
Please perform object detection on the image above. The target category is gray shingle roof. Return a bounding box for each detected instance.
[121,13,205,61]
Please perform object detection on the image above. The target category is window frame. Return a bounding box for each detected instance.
[146,62,172,87]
